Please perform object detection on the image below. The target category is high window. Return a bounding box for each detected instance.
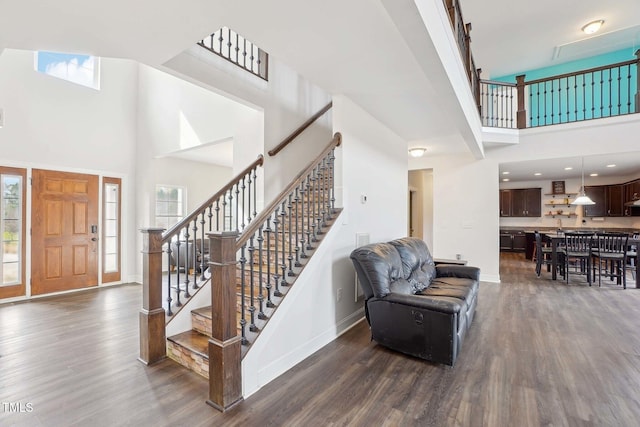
[35,51,100,90]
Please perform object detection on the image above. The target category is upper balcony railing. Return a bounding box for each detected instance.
[198,27,269,81]
[444,0,481,109]
[480,52,640,129]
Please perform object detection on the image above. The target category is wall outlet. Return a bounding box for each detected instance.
[337,287,343,302]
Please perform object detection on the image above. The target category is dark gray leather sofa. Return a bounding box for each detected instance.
[350,237,480,366]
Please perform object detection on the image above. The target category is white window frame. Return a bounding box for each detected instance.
[155,185,186,232]
[34,51,101,90]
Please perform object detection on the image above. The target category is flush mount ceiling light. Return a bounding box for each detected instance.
[582,19,604,35]
[408,147,427,158]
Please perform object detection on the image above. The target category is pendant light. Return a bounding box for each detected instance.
[571,157,595,205]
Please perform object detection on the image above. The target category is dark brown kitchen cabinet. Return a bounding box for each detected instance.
[500,230,526,252]
[511,188,541,217]
[606,184,624,217]
[583,186,606,217]
[500,190,512,217]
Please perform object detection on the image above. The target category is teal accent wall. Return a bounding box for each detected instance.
[491,48,638,127]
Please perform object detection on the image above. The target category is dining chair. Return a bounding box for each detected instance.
[563,232,594,285]
[534,231,554,277]
[625,233,639,281]
[592,232,629,288]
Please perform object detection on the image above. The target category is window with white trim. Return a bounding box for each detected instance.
[155,185,186,231]
[1,174,22,286]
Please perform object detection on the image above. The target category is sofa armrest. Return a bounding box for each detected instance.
[372,293,462,315]
[436,265,480,280]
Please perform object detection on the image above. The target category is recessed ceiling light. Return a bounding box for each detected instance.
[502,178,510,182]
[590,173,599,177]
[534,172,542,176]
[502,171,510,175]
[582,19,604,35]
[606,164,616,168]
[564,167,573,170]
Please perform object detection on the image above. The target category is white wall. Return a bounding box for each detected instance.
[0,48,138,284]
[162,47,333,203]
[242,95,408,398]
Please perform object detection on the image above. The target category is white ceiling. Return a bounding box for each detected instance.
[461,0,640,78]
[1,0,639,167]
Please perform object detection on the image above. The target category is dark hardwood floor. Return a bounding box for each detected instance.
[2,253,640,426]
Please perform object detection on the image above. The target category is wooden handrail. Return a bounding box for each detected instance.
[238,132,341,249]
[481,79,516,87]
[161,155,264,243]
[267,102,333,157]
[525,59,636,86]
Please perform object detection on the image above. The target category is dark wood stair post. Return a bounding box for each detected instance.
[516,74,527,129]
[206,231,243,412]
[139,228,166,365]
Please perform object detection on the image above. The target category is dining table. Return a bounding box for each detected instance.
[543,232,640,287]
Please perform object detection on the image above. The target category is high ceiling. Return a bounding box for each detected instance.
[1,0,639,166]
[461,0,640,78]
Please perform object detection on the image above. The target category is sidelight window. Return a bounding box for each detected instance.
[103,178,121,283]
[1,173,23,286]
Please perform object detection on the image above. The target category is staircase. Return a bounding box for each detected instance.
[140,130,341,411]
[166,205,342,377]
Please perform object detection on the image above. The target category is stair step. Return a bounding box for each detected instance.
[167,330,210,379]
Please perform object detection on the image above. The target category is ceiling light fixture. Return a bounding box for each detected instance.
[571,157,596,206]
[606,164,616,168]
[534,172,542,176]
[408,147,427,158]
[582,19,604,35]
[564,167,573,171]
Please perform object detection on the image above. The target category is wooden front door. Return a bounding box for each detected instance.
[31,169,99,295]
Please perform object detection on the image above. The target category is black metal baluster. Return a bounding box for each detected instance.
[227,28,232,59]
[250,45,256,74]
[330,149,336,214]
[252,167,258,219]
[222,190,228,231]
[573,75,578,121]
[239,243,248,345]
[166,244,173,316]
[257,226,266,319]
[192,219,199,289]
[299,182,307,259]
[183,227,191,299]
[602,69,607,117]
[247,170,252,226]
[235,32,240,63]
[264,217,274,308]
[242,39,247,69]
[305,175,313,251]
[310,170,317,242]
[175,239,182,307]
[314,166,322,240]
[272,208,282,297]
[582,74,587,119]
[286,195,294,277]
[294,186,301,267]
[617,67,621,115]
[626,65,632,113]
[200,211,207,281]
[248,236,257,332]
[241,177,246,230]
[321,157,328,227]
[218,29,223,54]
[235,183,240,231]
[279,201,288,287]
[590,72,595,118]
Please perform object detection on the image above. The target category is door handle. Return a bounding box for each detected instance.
[91,237,98,242]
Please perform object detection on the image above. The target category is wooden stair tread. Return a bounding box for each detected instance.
[167,330,209,358]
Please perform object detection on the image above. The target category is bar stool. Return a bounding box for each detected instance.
[564,232,594,285]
